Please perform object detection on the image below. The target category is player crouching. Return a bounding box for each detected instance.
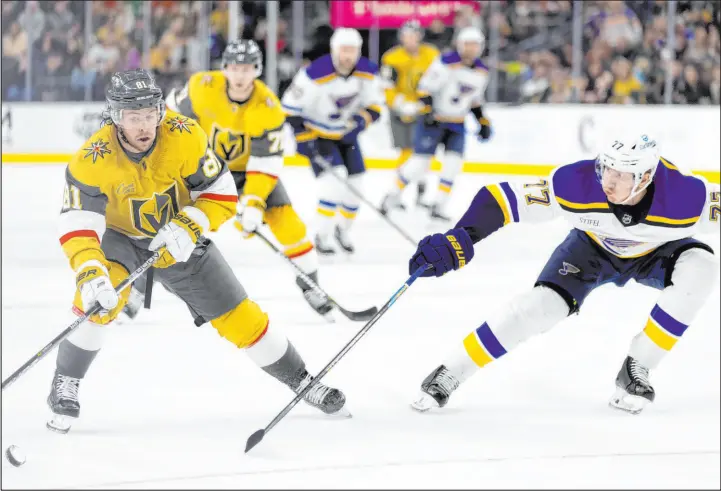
[406,134,718,415]
[48,69,349,434]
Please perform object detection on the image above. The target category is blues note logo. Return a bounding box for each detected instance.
[558,262,580,276]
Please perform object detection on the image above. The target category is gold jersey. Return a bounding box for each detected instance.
[172,72,285,173]
[58,110,238,272]
[381,43,439,109]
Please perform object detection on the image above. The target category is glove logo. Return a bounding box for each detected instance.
[76,268,98,284]
[210,124,248,163]
[446,234,466,268]
[130,183,180,237]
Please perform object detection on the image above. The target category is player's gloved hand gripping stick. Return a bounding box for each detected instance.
[245,262,432,453]
[1,252,161,392]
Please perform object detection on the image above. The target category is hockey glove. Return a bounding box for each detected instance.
[149,208,206,268]
[341,114,368,144]
[478,117,492,141]
[234,195,266,238]
[409,227,475,278]
[75,260,124,324]
[422,111,440,128]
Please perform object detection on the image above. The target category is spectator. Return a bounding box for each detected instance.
[2,21,29,99]
[46,1,76,43]
[610,56,645,103]
[425,19,453,52]
[17,0,46,43]
[679,63,711,104]
[710,65,720,104]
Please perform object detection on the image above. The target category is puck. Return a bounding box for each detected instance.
[5,445,26,467]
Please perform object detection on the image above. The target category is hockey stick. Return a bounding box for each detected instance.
[1,251,160,392]
[245,263,432,453]
[313,155,418,248]
[253,229,378,322]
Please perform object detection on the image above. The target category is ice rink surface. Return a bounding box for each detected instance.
[2,164,719,489]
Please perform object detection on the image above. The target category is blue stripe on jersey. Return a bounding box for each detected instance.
[441,51,461,65]
[650,304,688,336]
[474,59,489,71]
[305,118,347,131]
[282,103,303,113]
[500,182,519,222]
[305,55,335,81]
[552,160,608,206]
[646,159,706,222]
[354,56,379,75]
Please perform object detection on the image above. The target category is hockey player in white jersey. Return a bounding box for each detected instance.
[380,27,492,221]
[281,28,384,255]
[406,134,719,415]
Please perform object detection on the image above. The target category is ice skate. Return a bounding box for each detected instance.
[314,233,337,256]
[296,275,334,321]
[295,371,351,417]
[411,364,460,412]
[416,181,432,209]
[609,356,655,415]
[46,371,81,434]
[334,225,355,254]
[380,192,405,216]
[429,204,452,222]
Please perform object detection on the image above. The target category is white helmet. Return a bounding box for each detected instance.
[330,28,363,52]
[596,134,661,202]
[455,27,485,53]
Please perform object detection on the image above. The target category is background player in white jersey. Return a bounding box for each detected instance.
[406,134,719,415]
[281,28,385,255]
[380,27,492,222]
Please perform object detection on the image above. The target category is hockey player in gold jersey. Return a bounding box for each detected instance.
[380,21,439,207]
[163,39,333,319]
[47,69,349,434]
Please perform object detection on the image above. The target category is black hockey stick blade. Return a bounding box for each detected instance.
[245,429,265,453]
[336,304,378,321]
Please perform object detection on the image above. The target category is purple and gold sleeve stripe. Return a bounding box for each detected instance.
[643,304,689,350]
[462,322,507,368]
[486,183,519,226]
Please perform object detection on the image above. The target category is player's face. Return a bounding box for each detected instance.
[224,63,256,91]
[119,107,159,152]
[601,166,636,204]
[459,40,482,61]
[334,45,361,74]
[400,30,421,51]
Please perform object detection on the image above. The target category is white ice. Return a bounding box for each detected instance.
[2,164,719,489]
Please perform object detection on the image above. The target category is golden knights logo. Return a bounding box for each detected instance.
[83,139,112,163]
[166,116,194,133]
[210,124,248,163]
[130,183,180,237]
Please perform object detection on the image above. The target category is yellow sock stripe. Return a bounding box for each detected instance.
[396,178,408,190]
[438,183,452,194]
[340,208,358,219]
[643,318,679,351]
[317,207,336,217]
[486,184,510,226]
[462,332,494,368]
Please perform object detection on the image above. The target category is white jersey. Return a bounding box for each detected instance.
[417,51,489,123]
[281,54,385,140]
[458,159,719,259]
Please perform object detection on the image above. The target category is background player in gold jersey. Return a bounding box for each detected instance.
[164,40,333,320]
[380,21,439,208]
[47,69,348,434]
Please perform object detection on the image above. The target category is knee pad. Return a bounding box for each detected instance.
[439,152,463,182]
[72,260,131,326]
[342,173,363,211]
[211,298,270,348]
[668,247,718,294]
[265,205,308,246]
[488,285,569,350]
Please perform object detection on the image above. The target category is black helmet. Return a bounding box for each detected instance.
[105,69,165,126]
[222,39,263,77]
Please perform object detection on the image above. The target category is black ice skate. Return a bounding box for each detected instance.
[46,371,81,434]
[334,225,355,254]
[411,364,460,412]
[295,275,334,320]
[294,370,351,417]
[609,356,656,415]
[380,193,405,216]
[429,205,452,222]
[314,233,337,256]
[416,181,431,209]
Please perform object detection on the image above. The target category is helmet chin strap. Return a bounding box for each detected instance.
[618,175,652,205]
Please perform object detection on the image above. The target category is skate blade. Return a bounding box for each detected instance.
[410,392,440,413]
[327,406,353,419]
[608,387,650,415]
[46,414,76,434]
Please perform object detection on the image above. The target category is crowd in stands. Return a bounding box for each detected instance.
[2,0,719,105]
